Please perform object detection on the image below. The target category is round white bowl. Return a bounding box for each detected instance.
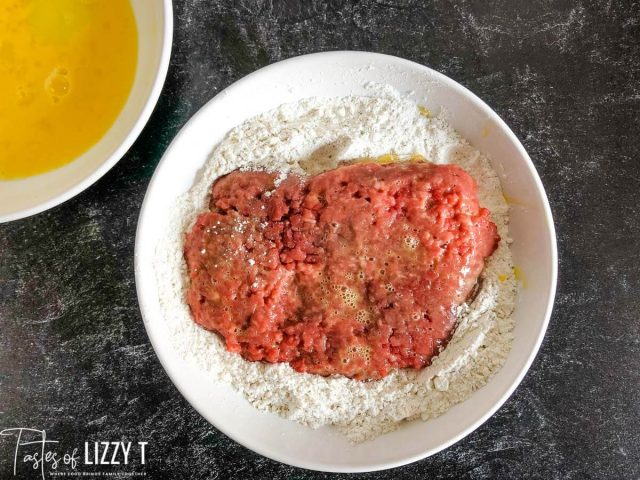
[135,51,557,472]
[0,0,173,223]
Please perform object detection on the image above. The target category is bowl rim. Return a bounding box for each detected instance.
[135,50,558,473]
[0,0,174,224]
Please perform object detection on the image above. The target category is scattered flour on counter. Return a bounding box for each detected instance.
[153,93,517,443]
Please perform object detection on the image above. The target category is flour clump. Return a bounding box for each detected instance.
[154,93,517,443]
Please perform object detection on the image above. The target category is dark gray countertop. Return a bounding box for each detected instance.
[1,1,639,478]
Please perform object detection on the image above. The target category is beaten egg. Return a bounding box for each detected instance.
[0,0,138,179]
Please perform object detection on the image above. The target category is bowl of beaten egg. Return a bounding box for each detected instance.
[0,0,172,222]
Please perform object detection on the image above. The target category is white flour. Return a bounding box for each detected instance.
[153,93,517,443]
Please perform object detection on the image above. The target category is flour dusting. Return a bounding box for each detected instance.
[153,93,516,443]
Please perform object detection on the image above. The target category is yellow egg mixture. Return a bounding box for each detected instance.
[0,0,137,179]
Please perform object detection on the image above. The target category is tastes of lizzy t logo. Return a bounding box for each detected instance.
[0,428,148,479]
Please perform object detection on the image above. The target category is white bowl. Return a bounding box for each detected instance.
[135,51,557,472]
[0,0,173,223]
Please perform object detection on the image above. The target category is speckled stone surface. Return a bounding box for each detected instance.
[1,0,639,478]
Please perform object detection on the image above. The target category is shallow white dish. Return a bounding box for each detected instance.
[0,0,173,223]
[135,51,557,472]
